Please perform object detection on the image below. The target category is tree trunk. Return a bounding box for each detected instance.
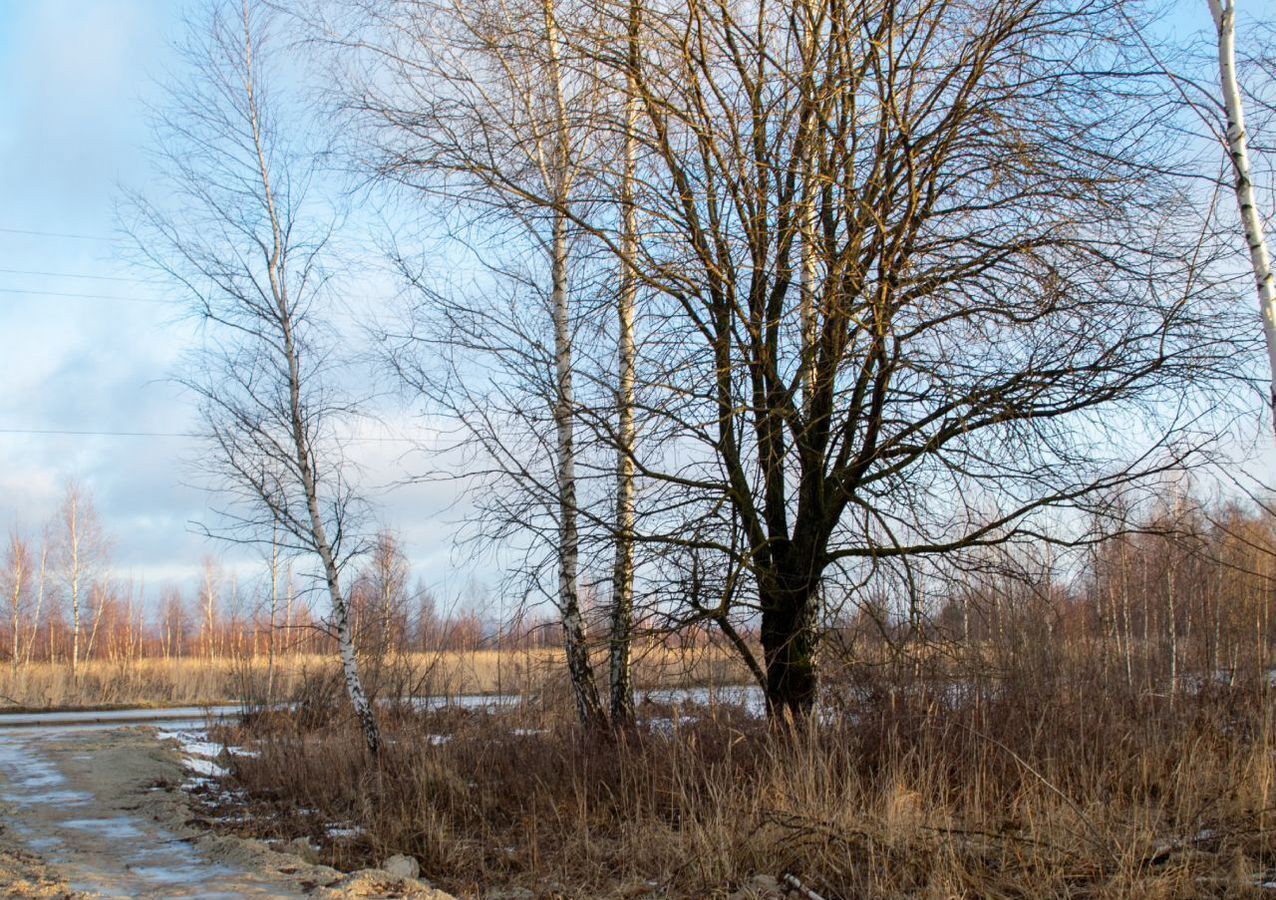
[1209,0,1276,435]
[240,0,381,753]
[552,205,605,729]
[758,559,819,718]
[267,528,279,702]
[9,543,24,676]
[67,492,82,681]
[544,0,605,730]
[608,0,641,726]
[25,545,45,668]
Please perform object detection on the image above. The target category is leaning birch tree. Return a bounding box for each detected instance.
[1207,0,1276,436]
[129,0,381,753]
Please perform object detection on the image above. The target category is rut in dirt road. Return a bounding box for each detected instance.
[0,726,304,899]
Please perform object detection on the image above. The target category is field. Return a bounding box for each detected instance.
[183,647,1276,899]
[0,645,751,711]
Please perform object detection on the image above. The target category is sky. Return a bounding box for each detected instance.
[0,0,473,611]
[0,0,1269,618]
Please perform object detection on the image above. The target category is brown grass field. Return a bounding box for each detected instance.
[0,644,751,711]
[6,642,1275,896]
[192,647,1276,899]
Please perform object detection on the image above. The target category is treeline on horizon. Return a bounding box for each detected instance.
[5,478,1274,688]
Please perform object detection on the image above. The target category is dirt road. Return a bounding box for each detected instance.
[0,725,447,899]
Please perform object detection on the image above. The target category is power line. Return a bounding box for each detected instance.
[0,426,423,444]
[0,287,171,305]
[0,225,115,242]
[0,428,197,438]
[0,267,148,284]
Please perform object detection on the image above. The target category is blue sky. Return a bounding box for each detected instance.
[0,0,468,608]
[0,0,1269,616]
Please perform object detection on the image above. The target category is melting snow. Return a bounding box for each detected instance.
[184,757,229,778]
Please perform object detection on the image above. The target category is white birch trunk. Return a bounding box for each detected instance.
[84,584,107,665]
[552,206,603,727]
[267,527,278,702]
[25,544,45,668]
[1209,0,1276,432]
[203,565,217,660]
[608,0,641,725]
[544,0,604,728]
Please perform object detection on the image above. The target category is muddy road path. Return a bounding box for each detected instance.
[0,724,310,898]
[0,722,447,899]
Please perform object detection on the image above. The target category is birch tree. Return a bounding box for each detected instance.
[332,0,611,727]
[129,0,382,753]
[25,538,48,668]
[1207,0,1276,436]
[58,483,106,681]
[4,533,30,675]
[606,0,641,725]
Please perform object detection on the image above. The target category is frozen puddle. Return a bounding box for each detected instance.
[0,727,304,898]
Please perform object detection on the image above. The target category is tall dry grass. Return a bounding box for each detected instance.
[211,650,1276,898]
[0,643,748,710]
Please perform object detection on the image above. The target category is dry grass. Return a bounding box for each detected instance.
[210,655,1276,899]
[0,643,747,710]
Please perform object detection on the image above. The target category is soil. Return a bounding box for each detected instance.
[0,726,452,899]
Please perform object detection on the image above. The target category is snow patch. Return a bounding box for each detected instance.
[184,757,229,778]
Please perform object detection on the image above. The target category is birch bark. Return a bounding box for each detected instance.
[544,0,605,728]
[608,0,641,725]
[1209,0,1276,432]
[25,544,45,668]
[8,537,26,675]
[66,492,82,681]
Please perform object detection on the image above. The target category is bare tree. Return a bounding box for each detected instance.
[200,557,221,660]
[330,0,613,727]
[304,0,1245,721]
[606,0,641,725]
[23,537,48,669]
[57,482,107,681]
[128,0,381,752]
[563,0,1247,715]
[4,532,31,675]
[265,524,281,700]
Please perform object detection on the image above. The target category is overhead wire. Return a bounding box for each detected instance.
[0,267,149,283]
[0,225,117,241]
[0,426,424,444]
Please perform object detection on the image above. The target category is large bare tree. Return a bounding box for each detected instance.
[129,0,381,752]
[304,0,1247,720]
[563,0,1247,715]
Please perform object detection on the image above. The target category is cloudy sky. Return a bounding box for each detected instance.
[0,0,1267,621]
[0,0,474,610]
